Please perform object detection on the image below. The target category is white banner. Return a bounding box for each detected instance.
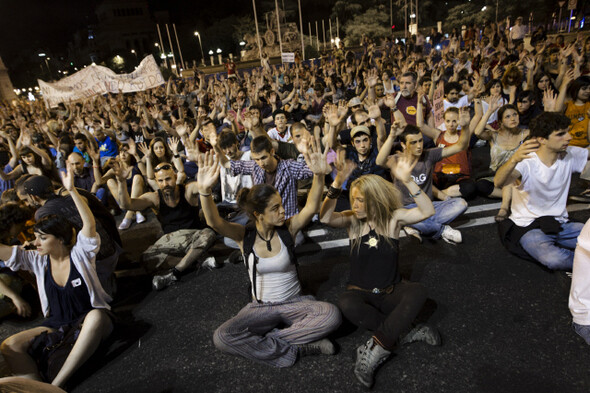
[38,55,165,108]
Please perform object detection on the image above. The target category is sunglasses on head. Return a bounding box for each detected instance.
[154,164,174,172]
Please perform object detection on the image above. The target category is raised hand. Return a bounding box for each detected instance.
[390,120,405,139]
[367,104,381,119]
[61,162,75,192]
[488,94,503,113]
[542,89,558,111]
[196,151,220,193]
[392,151,417,184]
[137,142,151,158]
[302,136,331,175]
[183,138,200,163]
[334,148,356,182]
[459,107,471,127]
[512,139,540,163]
[168,136,180,154]
[175,122,189,138]
[367,68,379,87]
[326,104,341,127]
[113,158,131,182]
[87,143,100,163]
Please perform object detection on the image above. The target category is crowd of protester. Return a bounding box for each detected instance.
[0,18,589,391]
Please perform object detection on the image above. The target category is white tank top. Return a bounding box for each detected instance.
[248,236,301,303]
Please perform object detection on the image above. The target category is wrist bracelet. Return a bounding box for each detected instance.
[174,154,180,158]
[199,192,211,197]
[409,189,422,198]
[326,185,342,199]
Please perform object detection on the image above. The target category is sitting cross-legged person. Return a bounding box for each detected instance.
[114,159,216,290]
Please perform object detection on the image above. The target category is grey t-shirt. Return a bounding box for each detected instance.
[395,147,443,206]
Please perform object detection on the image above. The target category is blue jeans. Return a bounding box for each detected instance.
[519,221,583,270]
[405,198,468,238]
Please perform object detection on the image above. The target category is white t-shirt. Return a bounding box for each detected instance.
[510,146,589,227]
[267,125,292,143]
[570,217,590,325]
[220,150,252,204]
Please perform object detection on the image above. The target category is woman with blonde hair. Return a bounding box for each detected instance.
[320,150,441,388]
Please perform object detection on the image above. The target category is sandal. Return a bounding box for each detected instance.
[495,208,509,223]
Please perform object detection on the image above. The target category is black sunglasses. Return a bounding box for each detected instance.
[154,164,174,172]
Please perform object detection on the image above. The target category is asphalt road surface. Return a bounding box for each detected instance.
[1,195,589,393]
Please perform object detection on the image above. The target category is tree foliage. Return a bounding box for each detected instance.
[343,7,391,45]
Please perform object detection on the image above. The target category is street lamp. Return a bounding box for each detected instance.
[131,49,138,63]
[38,53,51,78]
[208,50,214,66]
[194,31,206,66]
[216,48,223,65]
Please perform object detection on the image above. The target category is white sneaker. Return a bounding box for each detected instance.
[118,218,132,230]
[201,256,221,269]
[136,211,146,224]
[441,225,462,244]
[403,226,422,243]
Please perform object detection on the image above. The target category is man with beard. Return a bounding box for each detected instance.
[115,161,216,290]
[495,112,590,270]
[393,72,435,147]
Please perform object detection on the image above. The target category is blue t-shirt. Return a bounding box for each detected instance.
[96,136,118,158]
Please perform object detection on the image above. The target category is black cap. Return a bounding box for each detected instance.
[23,175,54,197]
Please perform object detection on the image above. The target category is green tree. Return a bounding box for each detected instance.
[343,7,391,45]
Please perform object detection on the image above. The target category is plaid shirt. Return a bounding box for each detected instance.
[230,158,313,218]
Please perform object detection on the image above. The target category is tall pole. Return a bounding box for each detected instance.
[165,24,178,75]
[275,0,283,54]
[316,21,320,50]
[156,24,169,69]
[322,19,326,49]
[336,16,339,38]
[405,0,408,39]
[173,23,185,70]
[415,0,419,35]
[195,32,205,66]
[496,0,499,24]
[390,0,393,27]
[308,22,312,48]
[252,0,263,60]
[329,19,333,48]
[298,0,305,60]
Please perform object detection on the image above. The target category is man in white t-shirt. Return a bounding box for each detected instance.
[495,112,589,270]
[267,110,292,143]
[440,82,470,131]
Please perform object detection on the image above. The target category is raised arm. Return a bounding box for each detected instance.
[441,107,471,158]
[114,159,158,211]
[474,95,502,141]
[494,139,539,188]
[319,148,357,228]
[391,151,435,226]
[288,137,330,235]
[62,162,96,238]
[197,152,245,243]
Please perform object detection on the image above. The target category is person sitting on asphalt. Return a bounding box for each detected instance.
[376,122,469,244]
[569,217,590,345]
[114,158,217,291]
[266,110,293,143]
[0,163,114,389]
[495,112,589,270]
[20,175,122,296]
[197,141,342,367]
[320,150,440,389]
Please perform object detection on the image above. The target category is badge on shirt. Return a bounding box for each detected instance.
[71,278,82,287]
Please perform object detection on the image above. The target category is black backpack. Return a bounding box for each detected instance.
[242,224,298,303]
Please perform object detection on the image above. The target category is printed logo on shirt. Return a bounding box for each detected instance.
[71,278,82,287]
[406,106,417,115]
[411,173,427,185]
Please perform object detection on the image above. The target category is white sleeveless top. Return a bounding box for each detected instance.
[247,236,301,303]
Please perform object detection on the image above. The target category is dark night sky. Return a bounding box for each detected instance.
[0,0,334,86]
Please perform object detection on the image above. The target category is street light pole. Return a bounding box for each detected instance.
[194,32,206,66]
[131,49,138,64]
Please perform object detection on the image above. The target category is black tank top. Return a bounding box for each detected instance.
[43,257,93,328]
[349,228,401,290]
[157,184,202,234]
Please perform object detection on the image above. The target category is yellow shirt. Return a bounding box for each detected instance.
[565,101,590,147]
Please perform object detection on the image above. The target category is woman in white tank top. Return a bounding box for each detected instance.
[196,141,342,367]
